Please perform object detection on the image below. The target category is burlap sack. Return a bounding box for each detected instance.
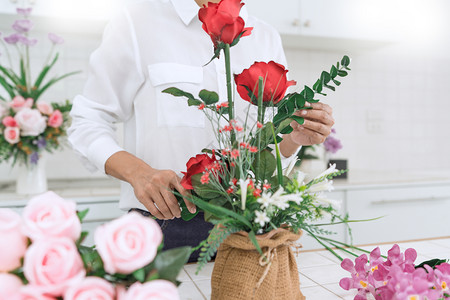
[211,228,306,300]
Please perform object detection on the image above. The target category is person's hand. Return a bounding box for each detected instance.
[289,102,335,146]
[131,168,196,220]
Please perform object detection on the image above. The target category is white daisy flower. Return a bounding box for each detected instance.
[257,191,273,209]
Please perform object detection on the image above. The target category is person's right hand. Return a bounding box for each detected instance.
[104,151,196,220]
[131,168,196,220]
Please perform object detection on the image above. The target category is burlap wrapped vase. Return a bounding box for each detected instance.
[211,228,306,300]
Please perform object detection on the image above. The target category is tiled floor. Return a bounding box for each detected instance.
[178,237,450,299]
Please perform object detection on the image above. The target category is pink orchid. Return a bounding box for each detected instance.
[435,263,450,294]
[339,255,376,299]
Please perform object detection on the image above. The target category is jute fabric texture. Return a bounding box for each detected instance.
[211,228,306,300]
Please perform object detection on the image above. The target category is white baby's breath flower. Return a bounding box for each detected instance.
[239,178,250,210]
[273,197,290,210]
[307,179,334,193]
[254,210,270,227]
[282,192,304,205]
[257,192,273,209]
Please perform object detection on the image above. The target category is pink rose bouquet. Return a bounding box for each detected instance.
[0,191,190,299]
[0,7,76,166]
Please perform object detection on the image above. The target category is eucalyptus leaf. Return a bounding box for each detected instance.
[187,99,203,106]
[330,65,338,78]
[290,115,304,125]
[341,55,350,67]
[337,70,348,77]
[320,71,331,84]
[303,86,315,100]
[313,79,323,93]
[162,87,195,100]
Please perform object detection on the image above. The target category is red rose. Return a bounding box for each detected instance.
[181,154,218,190]
[198,0,253,47]
[234,61,296,105]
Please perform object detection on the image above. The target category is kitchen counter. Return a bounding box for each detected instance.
[178,237,450,300]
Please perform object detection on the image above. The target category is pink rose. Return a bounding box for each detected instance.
[23,238,85,296]
[3,126,20,144]
[123,280,180,300]
[14,108,46,136]
[2,115,18,127]
[36,102,54,115]
[0,209,28,272]
[47,110,63,128]
[22,191,81,242]
[0,273,24,299]
[94,212,163,274]
[10,95,33,112]
[16,286,56,300]
[64,277,115,300]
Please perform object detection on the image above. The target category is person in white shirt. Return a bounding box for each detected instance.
[68,0,334,260]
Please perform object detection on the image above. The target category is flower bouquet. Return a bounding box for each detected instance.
[0,191,191,299]
[0,7,78,193]
[339,244,450,300]
[162,0,352,298]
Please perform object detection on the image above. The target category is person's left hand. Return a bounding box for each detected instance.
[289,102,335,146]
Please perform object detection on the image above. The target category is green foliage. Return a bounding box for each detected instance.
[79,245,105,277]
[177,195,199,221]
[415,258,449,270]
[199,89,219,105]
[153,247,192,282]
[252,149,276,181]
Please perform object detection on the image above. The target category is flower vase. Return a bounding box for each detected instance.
[211,228,305,300]
[15,156,48,195]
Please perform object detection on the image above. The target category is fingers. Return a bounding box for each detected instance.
[151,192,174,219]
[160,188,182,218]
[299,106,334,126]
[171,176,197,214]
[140,195,165,220]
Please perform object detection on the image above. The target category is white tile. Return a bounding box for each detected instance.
[299,272,318,288]
[315,249,359,265]
[300,264,349,286]
[184,262,215,281]
[323,283,358,299]
[430,238,450,249]
[301,285,343,300]
[178,281,206,300]
[177,269,191,282]
[194,280,211,300]
[396,241,450,256]
[296,251,337,268]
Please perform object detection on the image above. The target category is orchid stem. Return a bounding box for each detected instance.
[256,76,264,180]
[223,43,235,145]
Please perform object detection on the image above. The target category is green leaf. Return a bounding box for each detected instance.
[313,79,323,93]
[415,258,448,270]
[303,86,315,100]
[192,173,224,199]
[133,268,146,282]
[76,231,88,247]
[320,71,331,84]
[187,99,203,106]
[79,246,105,276]
[337,70,348,77]
[290,115,304,125]
[324,84,336,91]
[154,246,192,283]
[292,93,306,108]
[341,55,351,67]
[33,71,81,101]
[280,125,293,134]
[275,118,292,136]
[162,87,195,100]
[330,65,338,78]
[199,89,219,105]
[77,208,89,222]
[189,194,252,229]
[332,79,341,86]
[34,53,59,89]
[248,231,263,255]
[204,47,221,66]
[0,75,15,98]
[177,195,199,221]
[252,149,276,180]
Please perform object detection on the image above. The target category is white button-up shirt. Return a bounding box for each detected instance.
[68,0,297,211]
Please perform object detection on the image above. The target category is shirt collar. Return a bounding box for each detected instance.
[170,0,249,26]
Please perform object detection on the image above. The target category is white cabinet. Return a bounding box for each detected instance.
[345,182,450,245]
[244,0,301,35]
[244,0,394,49]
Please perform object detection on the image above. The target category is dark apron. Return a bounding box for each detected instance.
[129,209,214,263]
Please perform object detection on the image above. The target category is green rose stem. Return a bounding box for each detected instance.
[223,43,235,145]
[256,76,265,179]
[271,124,283,186]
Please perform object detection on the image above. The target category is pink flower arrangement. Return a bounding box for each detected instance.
[340,244,450,299]
[0,8,76,166]
[0,191,189,299]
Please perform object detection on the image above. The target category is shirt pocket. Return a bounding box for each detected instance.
[148,63,205,128]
